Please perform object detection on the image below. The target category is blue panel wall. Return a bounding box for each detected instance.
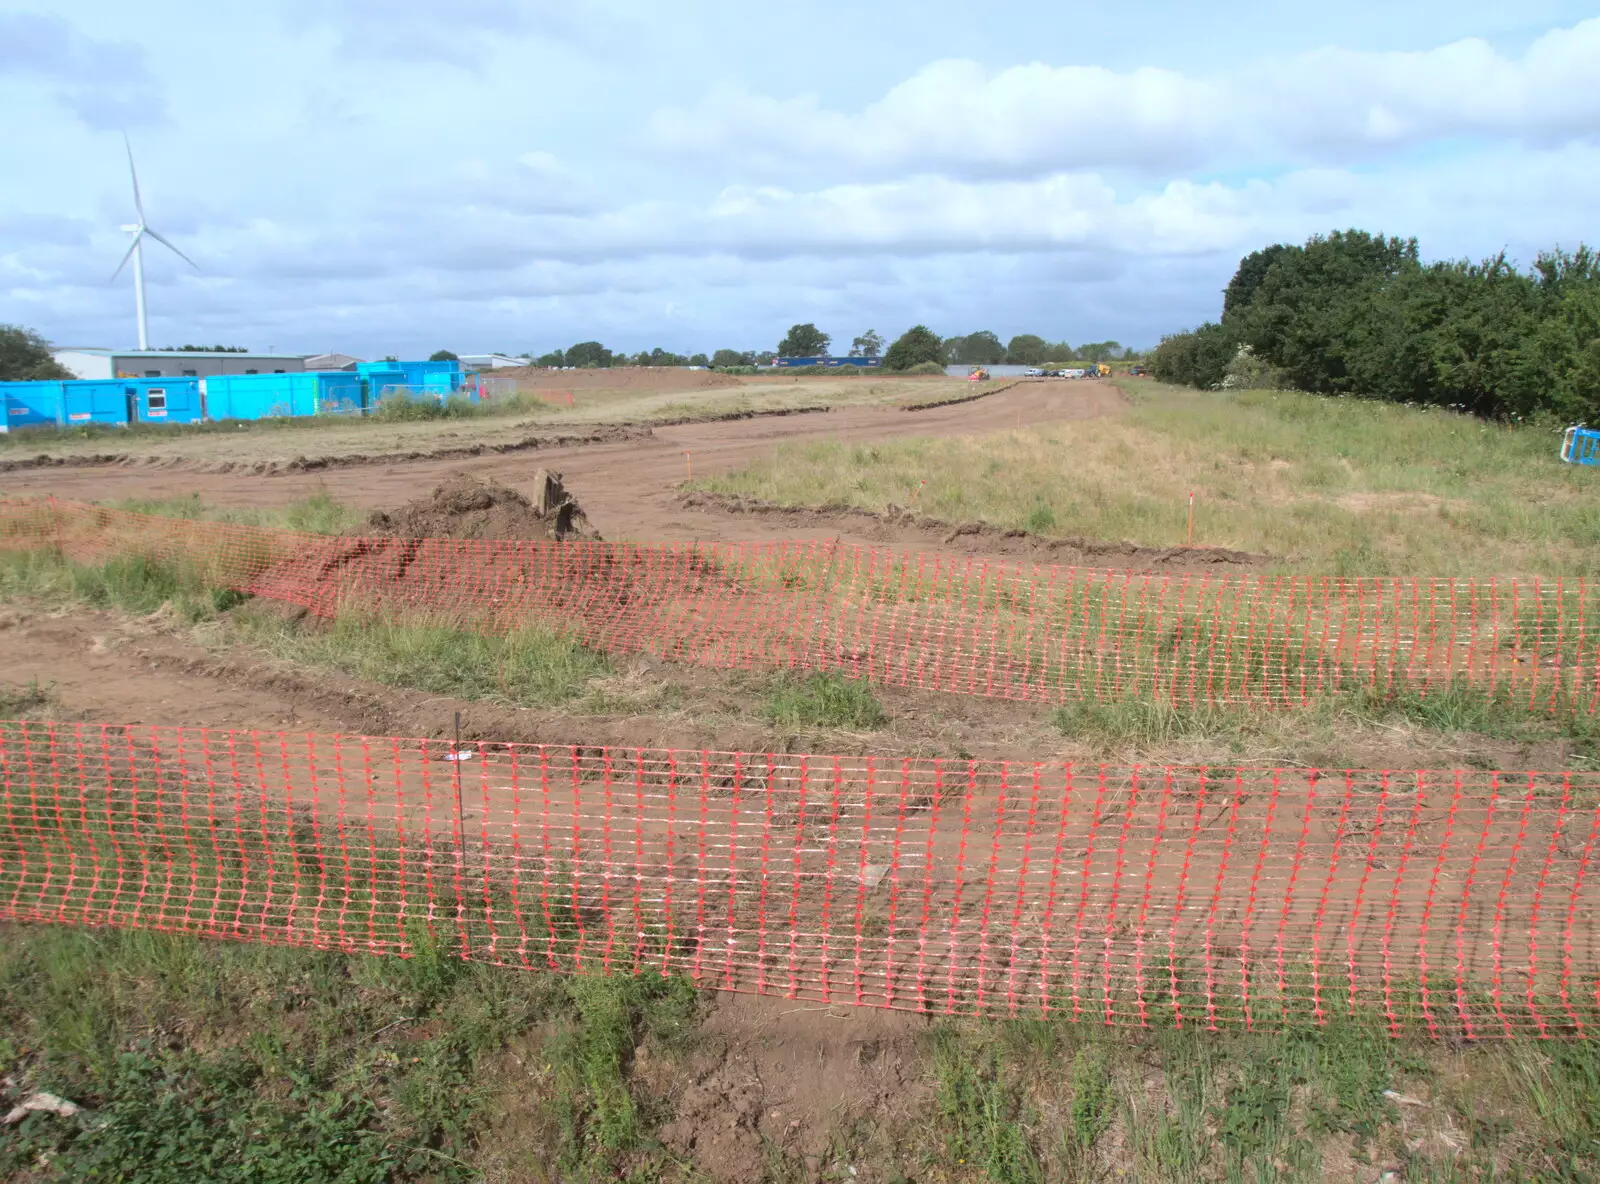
[0,381,66,428]
[60,380,134,425]
[202,372,365,420]
[357,360,462,396]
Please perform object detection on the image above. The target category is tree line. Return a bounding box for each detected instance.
[1151,229,1600,420]
[523,324,1141,373]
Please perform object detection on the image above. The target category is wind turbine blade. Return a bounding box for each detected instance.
[110,229,144,281]
[123,132,145,223]
[142,226,199,270]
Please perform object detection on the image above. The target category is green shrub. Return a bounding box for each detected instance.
[373,393,480,422]
[763,671,887,730]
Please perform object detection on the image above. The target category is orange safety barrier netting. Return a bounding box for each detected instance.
[2,496,1599,710]
[4,717,1600,1037]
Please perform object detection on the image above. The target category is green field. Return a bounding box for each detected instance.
[698,381,1596,577]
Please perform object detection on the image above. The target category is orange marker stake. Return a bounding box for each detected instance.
[685,451,692,481]
[1187,490,1195,545]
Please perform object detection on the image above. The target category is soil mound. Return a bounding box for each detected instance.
[359,470,599,542]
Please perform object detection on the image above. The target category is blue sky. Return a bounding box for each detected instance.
[2,0,1598,358]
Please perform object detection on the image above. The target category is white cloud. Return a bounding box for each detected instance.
[0,12,166,128]
[649,18,1600,177]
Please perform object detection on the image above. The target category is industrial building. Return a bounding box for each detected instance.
[52,349,311,380]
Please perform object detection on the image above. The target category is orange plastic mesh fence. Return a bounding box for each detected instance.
[3,718,1599,1037]
[2,497,1596,712]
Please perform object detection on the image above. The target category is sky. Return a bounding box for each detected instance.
[1,1,1598,359]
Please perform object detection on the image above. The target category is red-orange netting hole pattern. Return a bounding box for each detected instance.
[2,496,1598,711]
[3,719,1599,1039]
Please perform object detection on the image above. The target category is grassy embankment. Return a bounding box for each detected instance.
[2,915,1599,1181]
[695,380,1598,578]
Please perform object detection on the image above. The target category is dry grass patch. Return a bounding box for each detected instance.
[699,381,1596,576]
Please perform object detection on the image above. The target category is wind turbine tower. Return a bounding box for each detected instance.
[112,135,198,350]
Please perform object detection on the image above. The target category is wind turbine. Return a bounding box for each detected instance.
[111,135,198,351]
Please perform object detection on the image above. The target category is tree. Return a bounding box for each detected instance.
[1076,341,1123,364]
[564,341,613,368]
[633,347,689,367]
[689,353,709,366]
[1005,334,1049,365]
[536,350,565,367]
[0,324,71,381]
[1151,323,1234,388]
[949,330,1005,364]
[883,325,944,371]
[777,323,830,358]
[429,350,459,362]
[711,348,748,368]
[849,330,883,357]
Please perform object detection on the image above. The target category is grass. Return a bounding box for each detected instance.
[243,610,618,711]
[113,490,363,534]
[1051,677,1600,764]
[696,380,1600,577]
[762,671,888,731]
[0,547,626,714]
[0,922,700,1183]
[917,1015,1600,1182]
[6,912,1599,1182]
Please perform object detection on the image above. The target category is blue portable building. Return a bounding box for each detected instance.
[63,378,203,425]
[201,372,366,421]
[356,366,410,400]
[356,360,463,396]
[0,377,202,429]
[1,381,67,429]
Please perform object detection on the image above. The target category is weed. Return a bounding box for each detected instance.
[1068,1048,1114,1150]
[0,678,52,718]
[763,671,888,731]
[929,1025,1042,1184]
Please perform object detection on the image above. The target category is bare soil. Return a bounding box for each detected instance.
[500,366,746,393]
[649,993,929,1182]
[0,381,1126,562]
[359,470,598,542]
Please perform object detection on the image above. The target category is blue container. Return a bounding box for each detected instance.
[62,378,203,425]
[202,372,365,420]
[358,360,463,396]
[357,366,411,401]
[0,381,67,428]
[1563,427,1600,466]
[2,377,204,429]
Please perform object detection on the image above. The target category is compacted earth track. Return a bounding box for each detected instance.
[0,381,1126,549]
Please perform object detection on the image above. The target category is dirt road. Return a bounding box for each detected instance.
[0,381,1124,547]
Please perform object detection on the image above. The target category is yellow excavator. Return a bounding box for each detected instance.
[968,366,991,381]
